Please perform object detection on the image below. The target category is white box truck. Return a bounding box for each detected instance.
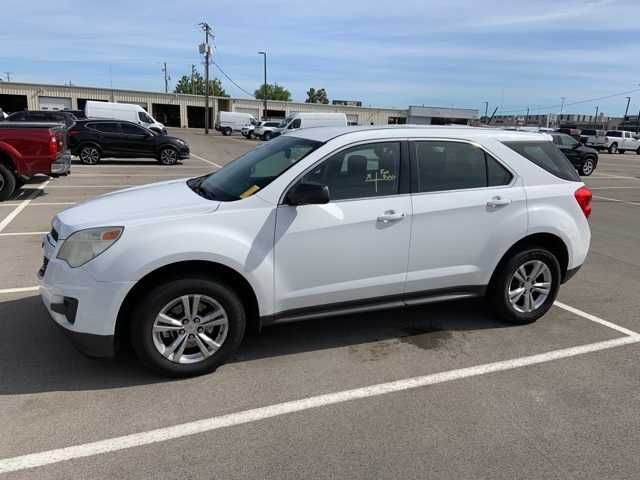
[215,111,258,136]
[84,101,166,134]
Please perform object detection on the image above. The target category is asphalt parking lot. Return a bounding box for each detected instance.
[1,129,639,479]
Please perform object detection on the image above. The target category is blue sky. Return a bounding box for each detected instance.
[1,0,640,115]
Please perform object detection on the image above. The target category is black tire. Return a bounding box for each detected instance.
[223,127,232,136]
[0,163,17,201]
[158,146,179,165]
[579,157,596,176]
[636,147,640,155]
[263,131,272,141]
[130,276,246,377]
[247,131,254,140]
[488,248,561,325]
[608,143,618,154]
[79,144,101,165]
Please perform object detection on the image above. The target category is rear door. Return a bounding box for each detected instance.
[88,122,126,156]
[406,140,526,294]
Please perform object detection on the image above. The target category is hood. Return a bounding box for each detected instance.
[54,179,218,239]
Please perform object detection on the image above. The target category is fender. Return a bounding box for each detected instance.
[0,141,21,172]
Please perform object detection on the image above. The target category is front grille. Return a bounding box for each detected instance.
[50,228,59,242]
[38,257,49,277]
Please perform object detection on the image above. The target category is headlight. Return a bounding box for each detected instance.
[57,227,123,268]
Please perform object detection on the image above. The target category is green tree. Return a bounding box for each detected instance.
[305,87,329,104]
[254,83,292,102]
[174,71,228,97]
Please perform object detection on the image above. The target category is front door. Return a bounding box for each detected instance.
[120,123,155,157]
[406,140,527,294]
[274,141,412,313]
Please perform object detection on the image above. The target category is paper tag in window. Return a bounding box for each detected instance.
[240,185,260,198]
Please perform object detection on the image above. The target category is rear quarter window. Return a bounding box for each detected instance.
[503,141,580,182]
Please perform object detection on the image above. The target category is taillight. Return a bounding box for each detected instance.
[575,186,592,219]
[49,134,58,156]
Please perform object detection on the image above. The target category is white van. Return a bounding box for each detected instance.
[276,112,347,135]
[215,111,258,136]
[85,101,166,134]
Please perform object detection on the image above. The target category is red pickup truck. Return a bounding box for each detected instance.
[0,122,71,200]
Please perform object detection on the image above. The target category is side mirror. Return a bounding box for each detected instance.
[285,182,330,206]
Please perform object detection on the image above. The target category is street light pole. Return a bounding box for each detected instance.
[482,101,488,122]
[594,105,599,128]
[162,62,169,93]
[258,51,267,120]
[199,22,213,134]
[624,96,631,119]
[560,97,566,113]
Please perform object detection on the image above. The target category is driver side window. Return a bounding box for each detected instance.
[289,119,301,129]
[300,142,401,201]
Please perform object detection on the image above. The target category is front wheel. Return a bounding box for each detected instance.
[223,128,232,136]
[488,248,561,325]
[608,143,618,154]
[79,145,101,165]
[579,157,596,176]
[158,147,178,165]
[0,163,17,201]
[130,276,246,377]
[262,131,272,141]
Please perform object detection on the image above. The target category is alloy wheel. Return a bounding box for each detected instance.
[582,159,594,175]
[80,147,99,164]
[508,260,552,313]
[160,148,177,165]
[152,294,229,364]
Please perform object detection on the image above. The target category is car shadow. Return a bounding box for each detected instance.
[0,294,510,395]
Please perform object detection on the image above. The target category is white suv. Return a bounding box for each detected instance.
[39,126,592,377]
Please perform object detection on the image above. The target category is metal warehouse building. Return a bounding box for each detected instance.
[0,82,478,128]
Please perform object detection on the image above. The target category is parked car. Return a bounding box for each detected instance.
[215,111,258,136]
[63,109,87,120]
[272,112,347,138]
[242,120,281,140]
[40,126,591,377]
[0,122,71,200]
[604,130,640,154]
[67,119,189,165]
[6,110,77,128]
[550,132,598,176]
[578,129,607,150]
[84,101,166,134]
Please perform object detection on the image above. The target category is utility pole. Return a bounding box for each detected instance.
[525,107,530,125]
[594,106,599,128]
[162,62,170,93]
[199,22,213,134]
[637,109,640,134]
[258,52,267,120]
[560,97,566,114]
[482,101,488,122]
[4,72,12,82]
[191,64,196,95]
[624,96,631,119]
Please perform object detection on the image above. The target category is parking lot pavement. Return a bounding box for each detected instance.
[1,135,640,479]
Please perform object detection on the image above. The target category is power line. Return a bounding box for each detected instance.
[497,88,640,115]
[212,60,255,98]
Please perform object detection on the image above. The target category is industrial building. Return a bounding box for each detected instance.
[492,112,623,130]
[0,82,479,128]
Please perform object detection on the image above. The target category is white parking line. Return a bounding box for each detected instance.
[589,186,638,190]
[589,174,638,180]
[593,195,640,207]
[190,153,223,169]
[1,202,76,207]
[72,165,212,169]
[0,333,637,474]
[0,231,47,237]
[69,174,192,177]
[554,301,639,336]
[44,185,134,189]
[0,180,50,233]
[0,286,39,294]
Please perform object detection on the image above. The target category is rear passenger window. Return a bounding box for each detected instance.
[91,122,120,133]
[414,141,510,193]
[503,141,579,182]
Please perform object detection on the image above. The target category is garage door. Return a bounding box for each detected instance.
[346,114,359,125]
[235,108,259,119]
[39,96,72,111]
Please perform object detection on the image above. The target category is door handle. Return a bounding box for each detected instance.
[486,196,511,208]
[377,210,406,223]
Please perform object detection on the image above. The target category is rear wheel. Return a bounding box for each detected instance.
[223,127,232,136]
[263,131,272,141]
[608,143,618,154]
[488,248,561,325]
[0,163,17,201]
[579,157,596,176]
[130,276,246,377]
[158,146,178,165]
[79,145,101,165]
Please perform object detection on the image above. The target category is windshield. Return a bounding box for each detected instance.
[190,135,322,201]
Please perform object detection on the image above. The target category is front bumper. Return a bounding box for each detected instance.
[38,248,133,358]
[179,146,190,160]
[50,151,71,176]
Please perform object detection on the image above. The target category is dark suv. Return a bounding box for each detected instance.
[550,132,598,176]
[6,110,77,128]
[67,120,190,165]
